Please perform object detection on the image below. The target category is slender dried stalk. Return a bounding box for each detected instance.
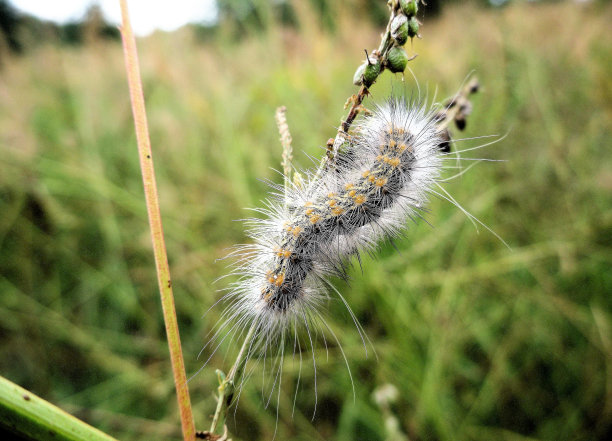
[118,1,195,440]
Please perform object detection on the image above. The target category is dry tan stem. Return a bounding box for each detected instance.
[118,1,196,440]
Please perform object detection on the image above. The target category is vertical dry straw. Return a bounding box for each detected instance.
[118,1,196,440]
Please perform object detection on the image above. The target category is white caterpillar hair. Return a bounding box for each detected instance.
[204,97,443,372]
[199,94,507,416]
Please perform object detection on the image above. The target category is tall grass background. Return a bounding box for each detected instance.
[1,1,611,440]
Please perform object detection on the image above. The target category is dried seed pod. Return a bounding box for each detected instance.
[459,100,473,117]
[468,80,480,94]
[455,115,466,131]
[438,128,452,153]
[408,16,419,38]
[387,46,409,73]
[390,15,408,46]
[400,0,418,17]
[432,111,447,124]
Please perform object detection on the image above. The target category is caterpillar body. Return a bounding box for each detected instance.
[219,98,443,350]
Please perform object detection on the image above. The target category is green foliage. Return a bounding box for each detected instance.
[0,2,611,440]
[0,375,118,441]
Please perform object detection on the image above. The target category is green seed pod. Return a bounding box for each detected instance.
[353,63,367,86]
[364,55,381,86]
[390,15,408,46]
[408,16,419,38]
[353,55,381,87]
[387,46,409,73]
[400,0,418,16]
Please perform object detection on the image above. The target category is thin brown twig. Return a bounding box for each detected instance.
[118,1,196,440]
[326,0,415,168]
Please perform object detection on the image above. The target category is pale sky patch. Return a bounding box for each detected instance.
[9,0,218,36]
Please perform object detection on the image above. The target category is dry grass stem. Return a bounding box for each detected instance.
[118,1,196,440]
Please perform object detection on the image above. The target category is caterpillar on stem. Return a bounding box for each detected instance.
[199,96,475,410]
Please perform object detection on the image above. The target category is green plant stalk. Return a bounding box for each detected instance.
[209,324,256,434]
[118,1,196,440]
[313,0,407,181]
[330,2,396,155]
[0,375,118,441]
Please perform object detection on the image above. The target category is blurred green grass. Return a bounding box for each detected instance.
[1,2,611,440]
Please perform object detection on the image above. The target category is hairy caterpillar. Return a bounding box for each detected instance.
[209,98,444,361]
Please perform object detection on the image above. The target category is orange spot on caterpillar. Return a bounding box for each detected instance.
[389,139,397,148]
[292,226,302,237]
[344,183,355,190]
[275,248,292,258]
[267,272,286,287]
[332,206,345,216]
[388,157,401,167]
[375,177,388,187]
[354,194,367,205]
[348,189,357,198]
[327,199,337,207]
[304,201,313,207]
[263,289,272,302]
[368,175,376,183]
[305,208,314,216]
[362,170,370,178]
[274,273,285,287]
[327,192,337,198]
[309,214,321,224]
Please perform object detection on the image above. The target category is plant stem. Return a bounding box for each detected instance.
[317,0,408,178]
[118,1,196,440]
[209,324,256,434]
[0,375,118,441]
[330,2,397,155]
